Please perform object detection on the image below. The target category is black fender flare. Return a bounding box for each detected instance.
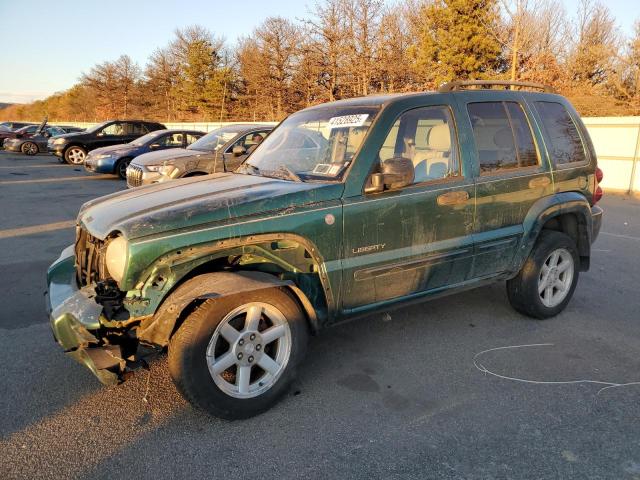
[516,192,593,272]
[137,270,319,346]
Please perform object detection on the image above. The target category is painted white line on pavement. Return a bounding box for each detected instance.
[0,175,113,185]
[0,220,76,239]
[600,231,640,242]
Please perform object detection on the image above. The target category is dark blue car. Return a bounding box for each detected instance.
[84,129,205,179]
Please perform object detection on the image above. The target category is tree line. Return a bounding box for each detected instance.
[2,0,639,122]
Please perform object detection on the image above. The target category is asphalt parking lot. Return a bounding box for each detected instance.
[0,150,639,480]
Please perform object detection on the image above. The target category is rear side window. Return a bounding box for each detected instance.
[467,102,539,175]
[534,101,587,165]
[123,122,148,135]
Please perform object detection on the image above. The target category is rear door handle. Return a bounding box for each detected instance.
[528,177,551,188]
[437,190,470,206]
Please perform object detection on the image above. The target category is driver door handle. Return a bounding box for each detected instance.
[437,190,470,206]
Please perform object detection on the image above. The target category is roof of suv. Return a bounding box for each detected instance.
[305,82,561,111]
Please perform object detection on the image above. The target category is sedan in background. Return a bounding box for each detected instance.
[84,129,205,179]
[0,124,42,147]
[126,124,273,187]
[0,121,36,131]
[3,125,67,155]
[47,119,166,164]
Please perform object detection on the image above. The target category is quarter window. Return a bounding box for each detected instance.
[467,102,539,174]
[378,106,459,184]
[534,101,587,165]
[123,122,148,135]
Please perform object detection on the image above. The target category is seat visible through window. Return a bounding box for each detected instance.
[377,106,459,185]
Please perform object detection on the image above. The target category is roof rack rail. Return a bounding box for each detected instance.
[438,80,556,93]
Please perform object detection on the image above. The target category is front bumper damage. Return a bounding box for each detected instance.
[46,245,131,385]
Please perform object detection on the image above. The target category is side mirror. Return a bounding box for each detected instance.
[96,131,105,137]
[149,143,161,150]
[232,145,246,157]
[364,157,415,194]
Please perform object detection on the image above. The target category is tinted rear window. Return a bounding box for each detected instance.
[534,101,587,165]
[467,101,539,174]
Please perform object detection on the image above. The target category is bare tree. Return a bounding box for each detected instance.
[567,0,619,87]
[304,0,349,101]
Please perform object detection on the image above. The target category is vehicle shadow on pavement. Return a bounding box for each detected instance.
[0,285,506,479]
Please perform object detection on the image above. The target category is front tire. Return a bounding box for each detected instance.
[507,230,579,319]
[64,146,86,164]
[116,158,131,179]
[21,142,38,155]
[168,287,308,419]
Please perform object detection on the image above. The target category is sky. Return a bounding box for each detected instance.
[0,0,637,104]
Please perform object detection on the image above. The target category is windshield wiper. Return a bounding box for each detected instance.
[268,165,302,182]
[239,163,261,176]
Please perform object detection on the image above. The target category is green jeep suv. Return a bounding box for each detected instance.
[46,81,604,419]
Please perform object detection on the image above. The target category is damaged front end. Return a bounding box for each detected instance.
[46,236,151,386]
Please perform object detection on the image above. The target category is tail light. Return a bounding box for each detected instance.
[593,167,603,204]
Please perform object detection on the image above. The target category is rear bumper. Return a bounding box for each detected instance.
[591,205,603,243]
[46,245,124,385]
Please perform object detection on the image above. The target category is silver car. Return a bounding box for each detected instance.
[126,124,273,187]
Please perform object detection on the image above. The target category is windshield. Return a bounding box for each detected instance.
[239,106,378,182]
[187,127,241,152]
[86,121,111,134]
[130,130,165,146]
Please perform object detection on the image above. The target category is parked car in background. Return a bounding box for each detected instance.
[0,121,36,131]
[0,123,47,148]
[84,129,205,179]
[126,124,273,187]
[47,120,166,165]
[3,125,67,155]
[47,81,603,419]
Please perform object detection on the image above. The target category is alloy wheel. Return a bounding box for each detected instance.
[22,142,38,155]
[538,248,574,308]
[67,147,86,164]
[206,302,292,399]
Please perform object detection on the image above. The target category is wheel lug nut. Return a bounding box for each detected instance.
[256,344,261,351]
[238,339,244,346]
[248,356,254,363]
[250,334,256,341]
[237,353,243,360]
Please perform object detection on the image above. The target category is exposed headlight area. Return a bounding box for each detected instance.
[105,235,128,285]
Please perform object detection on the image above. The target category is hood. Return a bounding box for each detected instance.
[132,148,210,166]
[89,143,136,156]
[78,173,343,240]
[54,131,86,141]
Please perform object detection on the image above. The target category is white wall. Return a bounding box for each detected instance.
[582,117,640,193]
[48,117,640,193]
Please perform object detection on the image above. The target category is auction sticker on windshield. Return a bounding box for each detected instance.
[328,114,369,129]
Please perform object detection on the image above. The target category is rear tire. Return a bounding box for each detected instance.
[168,287,308,419]
[64,146,86,164]
[21,142,38,155]
[507,230,579,319]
